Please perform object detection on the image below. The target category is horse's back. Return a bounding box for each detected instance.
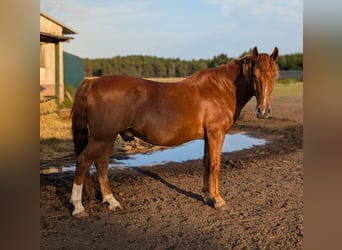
[89,75,197,109]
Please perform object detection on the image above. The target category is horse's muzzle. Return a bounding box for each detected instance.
[256,106,271,119]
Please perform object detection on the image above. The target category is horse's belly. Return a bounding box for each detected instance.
[130,123,204,147]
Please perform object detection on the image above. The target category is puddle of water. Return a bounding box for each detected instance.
[111,134,265,167]
[40,133,265,174]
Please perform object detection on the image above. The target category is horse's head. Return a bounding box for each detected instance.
[251,46,279,119]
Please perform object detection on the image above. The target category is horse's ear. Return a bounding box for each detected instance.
[252,47,259,59]
[270,47,279,61]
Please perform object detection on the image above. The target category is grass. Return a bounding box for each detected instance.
[60,84,76,109]
[273,82,303,98]
[276,78,300,84]
[40,94,71,140]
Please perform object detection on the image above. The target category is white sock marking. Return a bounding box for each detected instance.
[70,183,85,215]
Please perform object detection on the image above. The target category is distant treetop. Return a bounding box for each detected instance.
[84,51,302,78]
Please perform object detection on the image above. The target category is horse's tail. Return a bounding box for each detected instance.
[71,79,96,198]
[71,79,94,156]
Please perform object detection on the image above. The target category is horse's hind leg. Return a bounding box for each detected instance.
[94,141,123,211]
[70,140,110,217]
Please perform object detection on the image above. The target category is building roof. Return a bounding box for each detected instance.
[40,11,78,35]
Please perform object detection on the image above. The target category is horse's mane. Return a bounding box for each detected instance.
[186,59,238,82]
[234,56,254,85]
[185,53,279,86]
[234,54,279,84]
[185,55,253,85]
[239,54,279,76]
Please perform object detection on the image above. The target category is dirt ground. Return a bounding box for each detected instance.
[40,89,303,249]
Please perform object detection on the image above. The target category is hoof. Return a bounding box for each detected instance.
[203,193,229,211]
[104,194,123,211]
[108,202,123,211]
[72,210,89,218]
[215,202,229,212]
[214,199,229,211]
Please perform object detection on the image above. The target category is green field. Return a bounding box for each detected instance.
[273,82,303,98]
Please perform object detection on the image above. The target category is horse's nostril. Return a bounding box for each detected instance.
[257,107,261,114]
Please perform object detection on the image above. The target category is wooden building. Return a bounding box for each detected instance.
[40,12,77,103]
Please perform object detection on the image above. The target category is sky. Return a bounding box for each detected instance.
[40,0,303,60]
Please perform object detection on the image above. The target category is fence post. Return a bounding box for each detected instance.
[55,42,60,115]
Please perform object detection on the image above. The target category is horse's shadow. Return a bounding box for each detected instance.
[134,167,209,205]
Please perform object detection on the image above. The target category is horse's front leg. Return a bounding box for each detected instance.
[202,138,211,203]
[206,132,229,211]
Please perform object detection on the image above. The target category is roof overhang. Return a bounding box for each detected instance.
[40,32,74,43]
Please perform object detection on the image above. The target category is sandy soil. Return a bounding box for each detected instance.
[40,93,303,249]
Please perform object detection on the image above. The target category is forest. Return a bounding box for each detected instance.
[83,49,302,78]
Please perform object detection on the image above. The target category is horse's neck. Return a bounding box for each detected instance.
[233,63,254,121]
[236,82,253,106]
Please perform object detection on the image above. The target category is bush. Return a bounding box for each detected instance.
[60,84,75,109]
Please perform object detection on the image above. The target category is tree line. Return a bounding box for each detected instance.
[84,49,302,78]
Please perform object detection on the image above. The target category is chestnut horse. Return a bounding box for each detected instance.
[70,47,279,217]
